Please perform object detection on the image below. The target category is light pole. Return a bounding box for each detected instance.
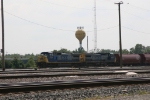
[115,1,123,68]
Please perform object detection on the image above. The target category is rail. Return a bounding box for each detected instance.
[0,77,150,94]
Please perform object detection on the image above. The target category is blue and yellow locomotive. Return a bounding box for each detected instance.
[37,52,116,68]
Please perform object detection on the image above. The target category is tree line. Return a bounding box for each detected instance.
[53,44,150,54]
[0,56,36,69]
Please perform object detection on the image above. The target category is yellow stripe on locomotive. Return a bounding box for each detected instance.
[37,55,48,63]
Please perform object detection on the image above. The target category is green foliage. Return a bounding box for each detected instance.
[5,60,13,68]
[11,58,25,68]
[5,54,21,58]
[52,48,71,53]
[145,46,150,53]
[130,47,135,54]
[26,57,36,68]
[5,53,38,59]
[134,44,145,54]
[89,49,118,53]
[122,49,129,54]
[0,60,13,68]
[129,44,150,54]
[72,47,86,53]
[0,60,1,68]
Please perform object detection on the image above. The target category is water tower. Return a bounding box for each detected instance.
[75,27,86,52]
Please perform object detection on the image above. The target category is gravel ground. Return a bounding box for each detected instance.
[0,73,150,83]
[0,71,109,76]
[0,83,150,100]
[0,70,148,76]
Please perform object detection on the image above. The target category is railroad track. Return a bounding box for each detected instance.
[1,70,150,79]
[0,67,150,74]
[0,70,150,79]
[0,77,150,94]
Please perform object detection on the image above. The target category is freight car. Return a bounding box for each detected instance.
[114,54,141,66]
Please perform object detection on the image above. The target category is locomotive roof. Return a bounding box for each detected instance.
[41,52,52,54]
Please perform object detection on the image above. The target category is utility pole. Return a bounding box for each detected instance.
[115,1,123,68]
[1,0,5,71]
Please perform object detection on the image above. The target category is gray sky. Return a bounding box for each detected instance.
[0,0,150,54]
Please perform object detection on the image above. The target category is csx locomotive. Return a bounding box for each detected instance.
[37,52,150,68]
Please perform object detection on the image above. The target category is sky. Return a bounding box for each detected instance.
[0,0,150,54]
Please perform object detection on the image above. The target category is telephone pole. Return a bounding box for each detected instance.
[1,0,5,71]
[115,1,123,68]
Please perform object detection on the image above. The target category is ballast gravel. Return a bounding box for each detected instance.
[0,83,150,100]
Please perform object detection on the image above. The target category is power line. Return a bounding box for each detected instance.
[122,26,150,34]
[122,10,150,21]
[39,0,91,10]
[128,4,150,12]
[4,11,75,32]
[86,25,118,32]
[4,10,118,32]
[39,0,117,10]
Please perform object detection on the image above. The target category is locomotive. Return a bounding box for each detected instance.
[37,52,150,68]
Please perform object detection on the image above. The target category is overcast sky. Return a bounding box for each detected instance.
[0,0,150,54]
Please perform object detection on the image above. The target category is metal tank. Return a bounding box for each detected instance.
[75,27,86,52]
[115,54,141,66]
[140,54,150,65]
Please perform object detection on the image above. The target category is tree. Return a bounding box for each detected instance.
[72,49,79,53]
[145,46,150,53]
[122,49,129,54]
[11,58,25,68]
[52,48,71,53]
[134,44,145,54]
[5,60,13,68]
[26,57,36,68]
[72,47,86,53]
[130,47,135,54]
[0,60,1,68]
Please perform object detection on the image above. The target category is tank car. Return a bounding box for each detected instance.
[139,54,150,65]
[114,54,141,66]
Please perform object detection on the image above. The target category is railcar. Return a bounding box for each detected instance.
[37,52,116,68]
[139,54,150,65]
[37,52,83,68]
[114,54,142,66]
